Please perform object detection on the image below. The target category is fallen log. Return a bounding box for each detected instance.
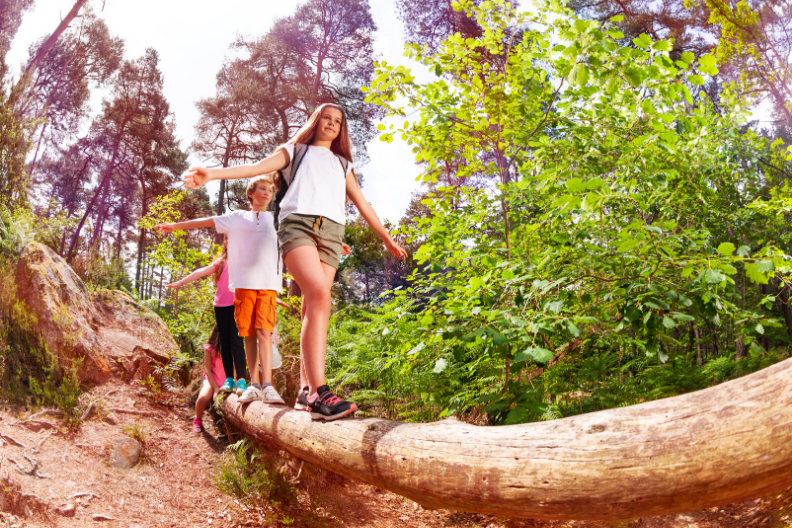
[219,357,792,521]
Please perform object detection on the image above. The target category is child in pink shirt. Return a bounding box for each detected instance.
[168,238,246,395]
[194,326,225,433]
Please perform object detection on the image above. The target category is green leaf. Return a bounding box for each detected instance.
[689,74,705,86]
[756,260,775,273]
[703,269,725,284]
[617,238,639,252]
[671,312,695,323]
[420,313,435,326]
[717,242,735,256]
[745,263,770,284]
[408,342,426,356]
[565,320,580,337]
[736,245,751,257]
[749,341,764,358]
[501,269,515,280]
[662,316,676,329]
[433,358,448,373]
[633,33,653,48]
[545,300,564,313]
[514,347,554,364]
[681,51,695,64]
[624,66,644,87]
[756,323,765,335]
[699,54,717,68]
[575,64,590,86]
[651,41,673,52]
[610,14,624,22]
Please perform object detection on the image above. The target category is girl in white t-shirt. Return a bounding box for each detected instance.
[183,103,407,421]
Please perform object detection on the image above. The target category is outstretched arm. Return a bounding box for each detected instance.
[183,149,290,189]
[345,171,407,260]
[166,263,216,289]
[154,217,215,235]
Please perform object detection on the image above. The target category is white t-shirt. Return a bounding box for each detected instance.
[278,144,353,225]
[212,210,282,292]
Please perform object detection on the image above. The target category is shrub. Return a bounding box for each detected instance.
[214,439,295,507]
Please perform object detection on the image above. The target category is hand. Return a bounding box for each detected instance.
[154,223,176,236]
[183,167,212,189]
[212,386,220,399]
[342,243,351,256]
[166,280,183,289]
[384,238,408,261]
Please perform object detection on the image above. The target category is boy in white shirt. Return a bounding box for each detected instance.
[155,175,285,404]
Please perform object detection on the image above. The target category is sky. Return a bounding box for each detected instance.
[6,0,428,224]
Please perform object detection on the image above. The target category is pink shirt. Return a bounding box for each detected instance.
[202,344,226,386]
[213,261,235,307]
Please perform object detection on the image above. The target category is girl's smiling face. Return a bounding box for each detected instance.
[315,107,344,142]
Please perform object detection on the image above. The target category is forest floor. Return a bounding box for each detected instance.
[1,381,792,528]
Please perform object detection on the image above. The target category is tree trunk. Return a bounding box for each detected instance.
[219,357,792,520]
[736,335,746,360]
[66,170,112,261]
[10,0,89,106]
[135,228,147,293]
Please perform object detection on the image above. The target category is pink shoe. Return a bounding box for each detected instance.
[193,418,202,433]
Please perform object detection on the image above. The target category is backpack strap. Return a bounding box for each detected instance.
[284,143,309,186]
[337,155,350,179]
[273,143,309,231]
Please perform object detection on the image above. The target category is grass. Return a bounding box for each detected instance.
[214,439,295,507]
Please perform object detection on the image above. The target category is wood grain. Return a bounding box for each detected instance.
[220,358,792,520]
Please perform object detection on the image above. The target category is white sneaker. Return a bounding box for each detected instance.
[261,385,285,405]
[237,385,263,403]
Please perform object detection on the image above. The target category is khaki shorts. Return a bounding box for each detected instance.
[233,289,277,337]
[278,214,345,269]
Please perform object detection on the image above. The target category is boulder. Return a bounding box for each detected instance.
[110,437,140,469]
[15,242,108,382]
[14,243,178,384]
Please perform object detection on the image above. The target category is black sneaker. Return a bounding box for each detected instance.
[294,386,309,411]
[307,386,357,421]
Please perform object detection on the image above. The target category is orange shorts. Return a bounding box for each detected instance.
[233,289,277,337]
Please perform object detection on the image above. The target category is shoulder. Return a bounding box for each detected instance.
[203,344,216,354]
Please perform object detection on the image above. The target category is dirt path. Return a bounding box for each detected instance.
[1,382,791,528]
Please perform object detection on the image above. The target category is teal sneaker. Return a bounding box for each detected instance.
[235,379,247,396]
[219,378,236,394]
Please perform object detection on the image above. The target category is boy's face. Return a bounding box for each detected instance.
[315,108,344,142]
[248,182,274,209]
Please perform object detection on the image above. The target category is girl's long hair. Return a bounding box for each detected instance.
[207,325,220,351]
[213,237,228,285]
[286,103,353,162]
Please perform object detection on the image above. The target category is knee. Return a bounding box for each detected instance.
[305,285,331,306]
[256,328,271,339]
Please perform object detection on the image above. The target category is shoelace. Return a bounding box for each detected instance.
[320,392,343,406]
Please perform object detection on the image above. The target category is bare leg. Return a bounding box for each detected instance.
[195,381,213,420]
[300,297,308,389]
[257,328,273,384]
[284,245,337,394]
[245,335,259,385]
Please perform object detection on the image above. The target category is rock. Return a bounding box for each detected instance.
[55,503,76,517]
[14,243,178,384]
[15,242,108,383]
[92,513,116,521]
[110,437,140,469]
[103,413,118,425]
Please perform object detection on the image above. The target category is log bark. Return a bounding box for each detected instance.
[220,357,792,521]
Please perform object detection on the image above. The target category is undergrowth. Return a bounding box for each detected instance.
[0,257,83,427]
[214,439,348,527]
[214,439,295,507]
